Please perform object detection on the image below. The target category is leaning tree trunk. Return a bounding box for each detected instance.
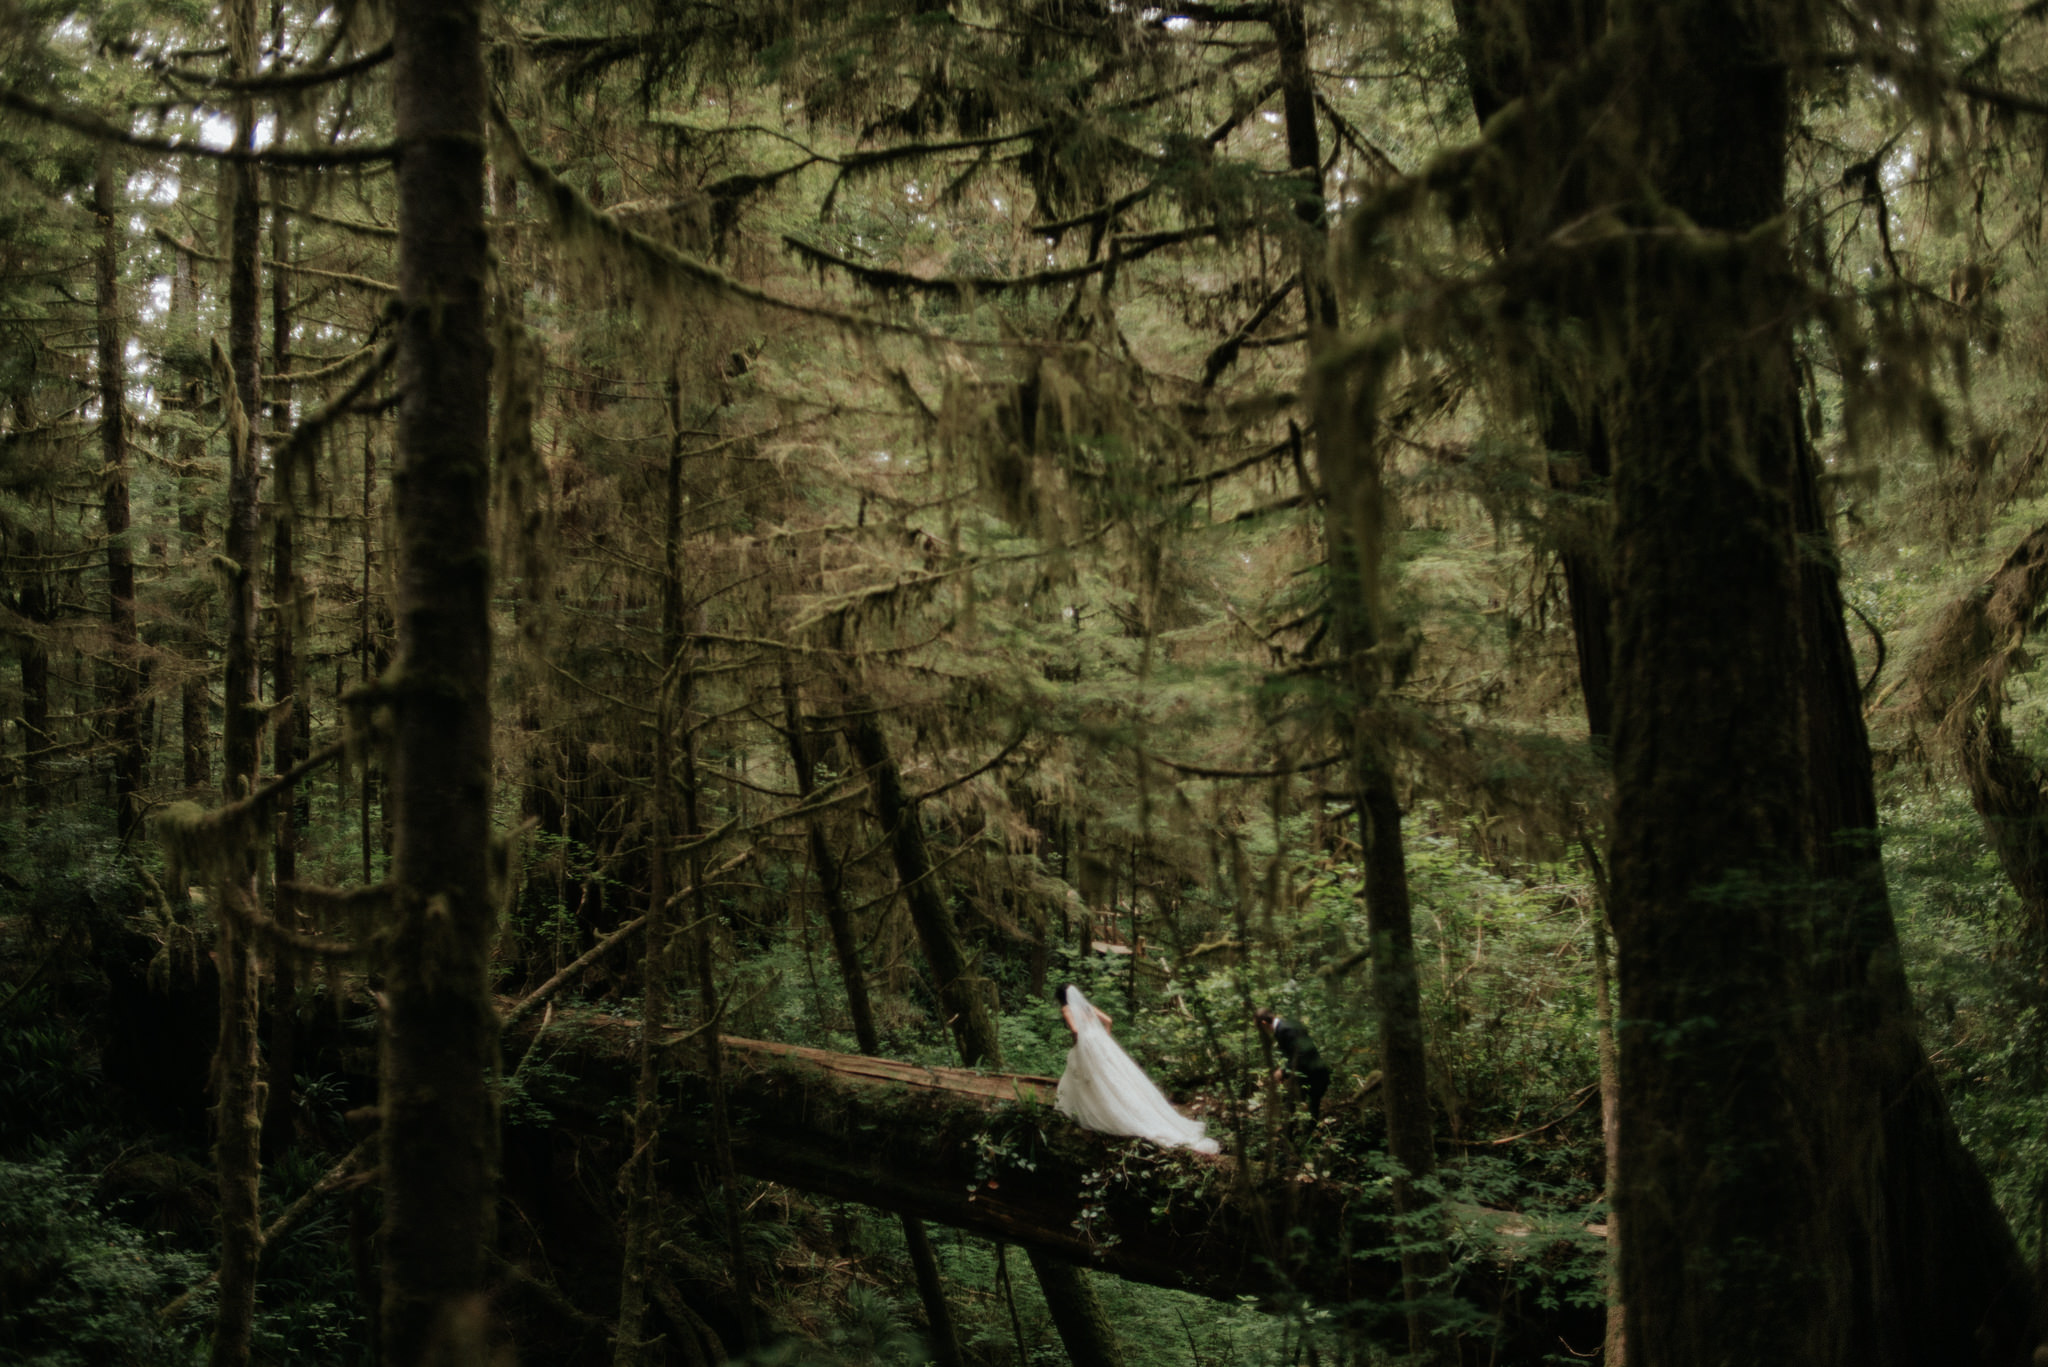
[1908,522,2048,936]
[380,3,499,1363]
[93,152,142,840]
[1603,3,2038,1364]
[679,616,760,1351]
[207,2,266,1361]
[841,702,1125,1367]
[781,665,965,1367]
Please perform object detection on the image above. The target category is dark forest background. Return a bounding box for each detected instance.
[5,1,2048,1365]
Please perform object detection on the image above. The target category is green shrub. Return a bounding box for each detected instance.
[0,1153,209,1366]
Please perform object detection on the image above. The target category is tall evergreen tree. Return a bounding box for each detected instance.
[1599,2,2038,1362]
[379,1,498,1362]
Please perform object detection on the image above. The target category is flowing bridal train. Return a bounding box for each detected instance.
[1054,985,1219,1154]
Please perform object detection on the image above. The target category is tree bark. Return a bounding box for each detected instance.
[264,182,299,1166]
[15,542,51,810]
[1604,4,2038,1364]
[678,540,758,1351]
[781,665,964,1367]
[1589,898,1623,1365]
[93,153,141,839]
[208,2,266,1359]
[1449,0,1617,746]
[615,372,686,1367]
[172,247,210,795]
[841,701,1125,1367]
[1909,522,2048,935]
[381,3,499,1363]
[1277,2,1444,1348]
[514,1018,1597,1363]
[1451,7,1621,1351]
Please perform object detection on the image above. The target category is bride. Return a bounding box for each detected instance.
[1054,985,1219,1154]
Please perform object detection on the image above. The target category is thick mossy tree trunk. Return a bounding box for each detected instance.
[208,2,266,1360]
[1604,3,2038,1363]
[842,702,1125,1367]
[93,153,142,839]
[380,3,499,1362]
[781,666,964,1367]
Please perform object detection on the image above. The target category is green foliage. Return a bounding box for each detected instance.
[0,815,143,944]
[248,1149,363,1365]
[0,1002,103,1153]
[0,1154,209,1367]
[1887,785,2048,1259]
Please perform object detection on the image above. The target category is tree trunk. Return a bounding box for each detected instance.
[208,1,266,1359]
[680,622,759,1351]
[1908,522,2048,935]
[781,665,964,1367]
[173,248,210,795]
[1277,1,1443,1347]
[1589,899,1623,1365]
[615,372,686,1367]
[1604,4,2038,1364]
[1451,6,1621,1349]
[514,1018,1598,1363]
[381,3,499,1363]
[1790,428,2041,1361]
[1451,0,1618,739]
[93,152,141,840]
[264,182,299,1166]
[842,706,1001,1067]
[840,700,1124,1367]
[17,531,53,812]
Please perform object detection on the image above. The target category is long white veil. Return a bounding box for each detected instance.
[1055,985,1219,1154]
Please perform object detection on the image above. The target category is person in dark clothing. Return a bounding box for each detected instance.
[1255,1007,1333,1121]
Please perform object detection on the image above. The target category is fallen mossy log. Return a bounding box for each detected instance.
[515,1009,1603,1361]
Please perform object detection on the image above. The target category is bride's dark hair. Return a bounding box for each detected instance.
[1055,985,1071,1005]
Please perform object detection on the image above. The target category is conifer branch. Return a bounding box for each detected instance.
[153,228,396,293]
[785,223,1249,299]
[273,339,399,469]
[137,40,393,93]
[501,850,750,1027]
[270,202,399,239]
[1146,750,1344,779]
[0,86,398,166]
[913,731,1031,803]
[215,878,363,959]
[283,881,394,924]
[1200,276,1301,388]
[781,236,1103,298]
[490,96,997,345]
[156,1137,376,1324]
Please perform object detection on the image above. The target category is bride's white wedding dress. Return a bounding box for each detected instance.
[1055,986,1219,1154]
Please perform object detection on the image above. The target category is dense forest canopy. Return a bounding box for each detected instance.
[5,0,2048,1364]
